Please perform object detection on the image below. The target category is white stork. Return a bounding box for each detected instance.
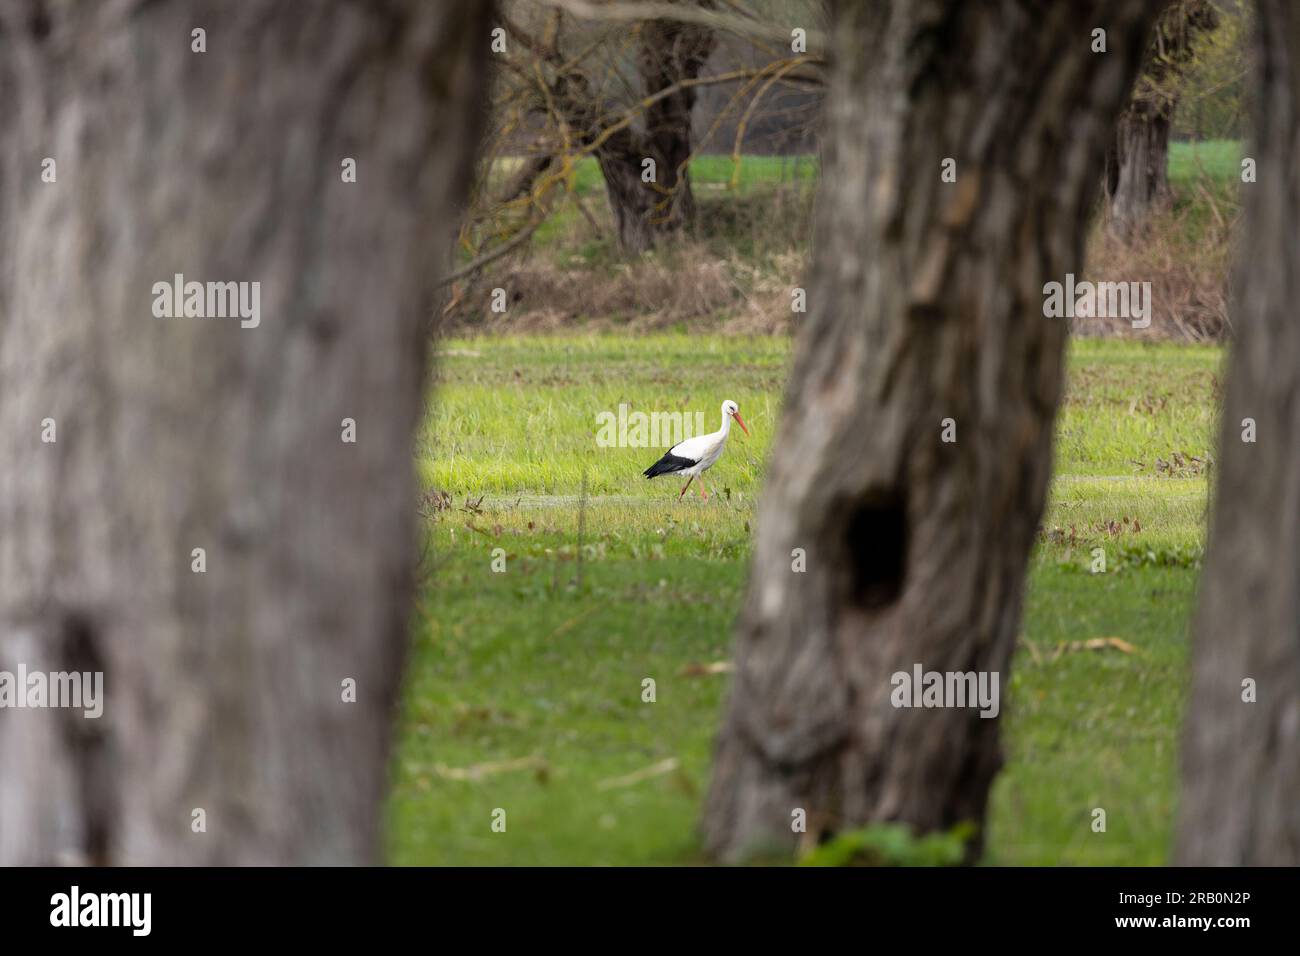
[642,399,750,500]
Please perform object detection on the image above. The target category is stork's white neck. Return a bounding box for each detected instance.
[718,409,732,438]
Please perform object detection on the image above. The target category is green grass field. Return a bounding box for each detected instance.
[522,152,821,262]
[483,142,1239,331]
[387,334,1223,865]
[525,139,1236,198]
[1167,138,1240,185]
[516,139,1235,203]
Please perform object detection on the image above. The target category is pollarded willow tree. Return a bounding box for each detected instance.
[495,3,718,255]
[1104,0,1220,236]
[701,0,1163,862]
[1176,0,1300,866]
[0,0,488,864]
[476,0,825,267]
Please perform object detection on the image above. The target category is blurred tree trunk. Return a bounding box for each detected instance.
[1177,0,1300,866]
[0,0,487,864]
[701,0,1160,864]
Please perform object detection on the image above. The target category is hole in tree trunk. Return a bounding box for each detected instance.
[842,493,907,611]
[59,613,114,866]
[29,6,52,40]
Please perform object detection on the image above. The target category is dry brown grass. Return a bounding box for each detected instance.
[1072,194,1236,342]
[442,182,812,334]
[454,245,802,334]
[443,179,1235,342]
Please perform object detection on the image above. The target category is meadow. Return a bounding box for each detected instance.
[389,140,1236,865]
[388,334,1222,865]
[523,139,1234,202]
[461,141,1239,338]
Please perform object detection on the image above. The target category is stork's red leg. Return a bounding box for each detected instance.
[699,477,708,501]
[679,474,695,499]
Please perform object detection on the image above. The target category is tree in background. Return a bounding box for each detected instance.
[701,0,1161,863]
[1176,0,1250,142]
[1177,0,1300,865]
[0,0,487,864]
[465,0,825,272]
[1104,0,1220,236]
[496,4,718,255]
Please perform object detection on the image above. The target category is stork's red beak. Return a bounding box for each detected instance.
[732,411,750,436]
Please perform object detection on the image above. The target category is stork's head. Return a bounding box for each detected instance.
[722,399,750,437]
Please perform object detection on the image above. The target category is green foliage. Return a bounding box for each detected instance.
[1129,0,1221,114]
[1174,4,1250,141]
[799,822,976,867]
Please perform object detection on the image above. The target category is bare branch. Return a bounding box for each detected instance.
[439,215,547,285]
[532,0,825,50]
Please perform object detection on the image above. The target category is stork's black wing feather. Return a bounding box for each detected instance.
[642,452,698,478]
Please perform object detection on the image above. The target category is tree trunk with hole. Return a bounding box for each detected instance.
[1105,105,1173,236]
[701,0,1160,863]
[1176,0,1300,866]
[0,0,487,865]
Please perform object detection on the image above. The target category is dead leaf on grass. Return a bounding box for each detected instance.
[433,755,549,783]
[597,758,679,791]
[1051,636,1140,661]
[679,661,735,676]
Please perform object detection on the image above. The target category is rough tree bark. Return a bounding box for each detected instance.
[1176,0,1300,866]
[499,7,715,254]
[1104,0,1218,237]
[701,0,1161,863]
[621,15,718,247]
[573,15,716,254]
[1105,104,1173,234]
[0,0,488,864]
